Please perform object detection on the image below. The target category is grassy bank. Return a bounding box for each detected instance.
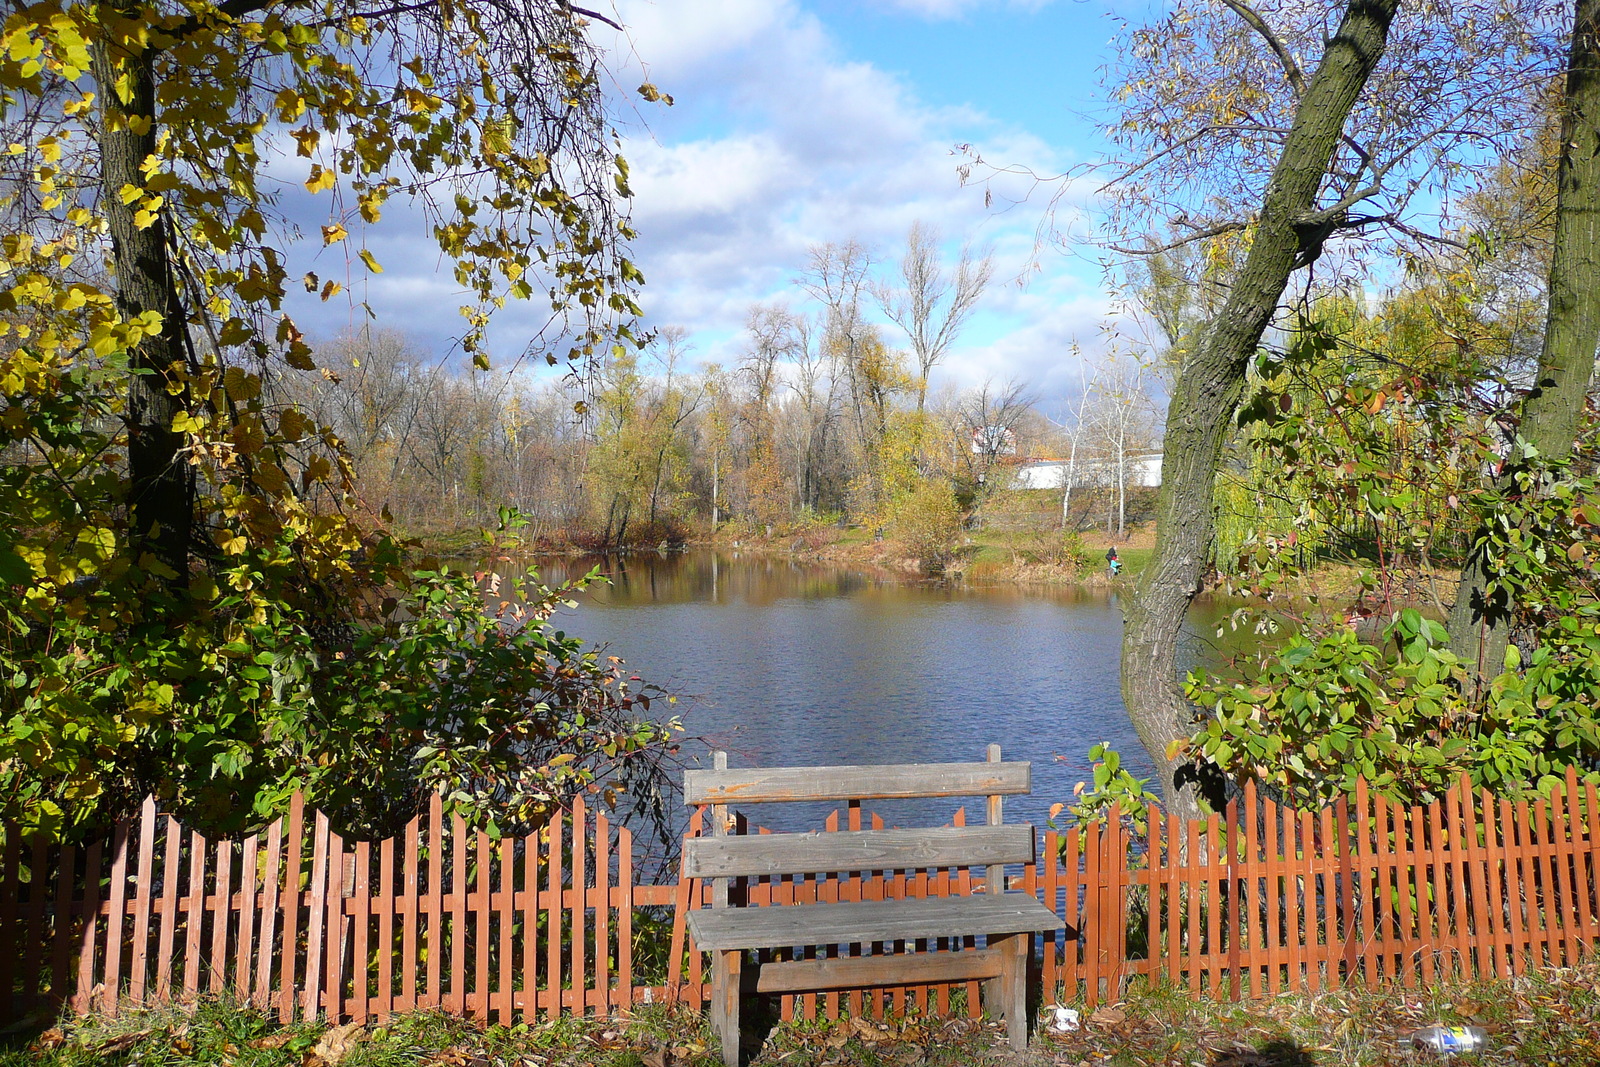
[10,960,1599,1066]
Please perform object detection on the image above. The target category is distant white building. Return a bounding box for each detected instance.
[1011,453,1163,490]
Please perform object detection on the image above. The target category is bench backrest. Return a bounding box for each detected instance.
[682,745,1034,897]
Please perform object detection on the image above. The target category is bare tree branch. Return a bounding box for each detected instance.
[1218,0,1306,95]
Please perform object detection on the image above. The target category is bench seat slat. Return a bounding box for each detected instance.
[685,893,1065,953]
[684,762,1030,806]
[754,948,1005,993]
[684,825,1035,879]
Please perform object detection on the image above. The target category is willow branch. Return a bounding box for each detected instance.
[1218,0,1305,95]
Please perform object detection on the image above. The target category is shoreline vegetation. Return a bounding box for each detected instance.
[417,519,1452,615]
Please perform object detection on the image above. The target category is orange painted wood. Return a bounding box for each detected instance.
[426,795,443,1009]
[353,840,370,1023]
[255,816,283,1012]
[1374,796,1396,985]
[1082,818,1099,1007]
[1412,803,1434,986]
[401,814,420,1013]
[1296,809,1316,993]
[449,813,467,1017]
[129,798,158,1005]
[1242,780,1260,996]
[1563,769,1594,945]
[1529,798,1554,970]
[377,834,395,1021]
[496,833,513,1025]
[1264,795,1283,995]
[1040,830,1057,1003]
[322,833,344,1021]
[212,838,233,994]
[237,832,258,1007]
[183,828,208,1004]
[1200,814,1217,996]
[595,811,611,1019]
[1315,804,1337,992]
[571,796,586,1016]
[1351,780,1370,990]
[471,829,488,1018]
[665,807,693,1007]
[522,827,538,1017]
[618,822,633,1012]
[1144,808,1160,991]
[279,794,305,1022]
[1551,783,1581,966]
[153,816,181,1003]
[72,839,103,1014]
[303,813,329,1021]
[1502,797,1528,975]
[1158,814,1176,993]
[1583,779,1600,941]
[1225,797,1240,1001]
[545,807,563,1019]
[101,822,130,1016]
[1457,782,1489,980]
[1282,803,1302,993]
[1445,784,1472,979]
[1480,792,1509,979]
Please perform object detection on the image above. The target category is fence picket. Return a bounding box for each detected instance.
[1552,782,1581,967]
[255,817,282,1012]
[546,808,564,1019]
[213,838,233,995]
[154,815,183,1002]
[238,832,258,1007]
[72,840,102,1014]
[50,843,76,1009]
[279,795,305,1022]
[129,799,158,1005]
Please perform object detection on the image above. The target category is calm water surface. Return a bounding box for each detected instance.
[525,552,1234,833]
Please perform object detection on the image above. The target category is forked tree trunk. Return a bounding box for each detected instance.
[92,28,193,589]
[1121,0,1401,822]
[1448,0,1600,685]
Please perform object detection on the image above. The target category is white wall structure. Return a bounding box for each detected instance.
[1012,453,1163,490]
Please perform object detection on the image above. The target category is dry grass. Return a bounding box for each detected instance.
[8,962,1600,1067]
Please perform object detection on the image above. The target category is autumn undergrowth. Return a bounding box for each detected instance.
[6,962,1600,1067]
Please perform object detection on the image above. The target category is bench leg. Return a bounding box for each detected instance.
[988,933,1030,1051]
[710,949,743,1067]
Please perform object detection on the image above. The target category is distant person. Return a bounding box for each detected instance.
[1105,545,1121,577]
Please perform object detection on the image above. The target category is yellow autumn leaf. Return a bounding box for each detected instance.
[321,223,348,244]
[304,165,336,193]
[358,248,383,273]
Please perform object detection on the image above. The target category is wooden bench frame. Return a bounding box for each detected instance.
[682,746,1065,1066]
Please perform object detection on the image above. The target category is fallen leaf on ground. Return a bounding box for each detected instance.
[249,1032,295,1049]
[850,1017,890,1042]
[641,1047,671,1067]
[1089,1007,1126,1027]
[29,1029,64,1051]
[93,1029,155,1053]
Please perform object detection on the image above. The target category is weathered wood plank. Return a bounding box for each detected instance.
[754,947,1004,993]
[684,894,1062,953]
[684,761,1031,806]
[684,825,1035,880]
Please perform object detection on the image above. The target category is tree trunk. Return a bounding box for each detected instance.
[92,28,193,588]
[1447,0,1600,684]
[1121,0,1400,822]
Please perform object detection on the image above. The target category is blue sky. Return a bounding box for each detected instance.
[287,0,1153,406]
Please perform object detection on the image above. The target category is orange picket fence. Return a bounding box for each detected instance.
[1,770,1598,1027]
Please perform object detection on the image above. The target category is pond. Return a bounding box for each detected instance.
[519,551,1241,834]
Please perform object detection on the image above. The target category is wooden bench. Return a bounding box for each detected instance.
[683,746,1064,1066]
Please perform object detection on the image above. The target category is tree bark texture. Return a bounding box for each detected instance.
[1447,0,1600,682]
[1120,0,1400,822]
[92,29,194,586]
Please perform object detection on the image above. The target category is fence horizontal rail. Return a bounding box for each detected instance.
[1,769,1597,1027]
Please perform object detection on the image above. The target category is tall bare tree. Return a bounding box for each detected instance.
[873,222,994,412]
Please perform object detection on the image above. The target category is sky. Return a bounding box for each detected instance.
[284,0,1153,407]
